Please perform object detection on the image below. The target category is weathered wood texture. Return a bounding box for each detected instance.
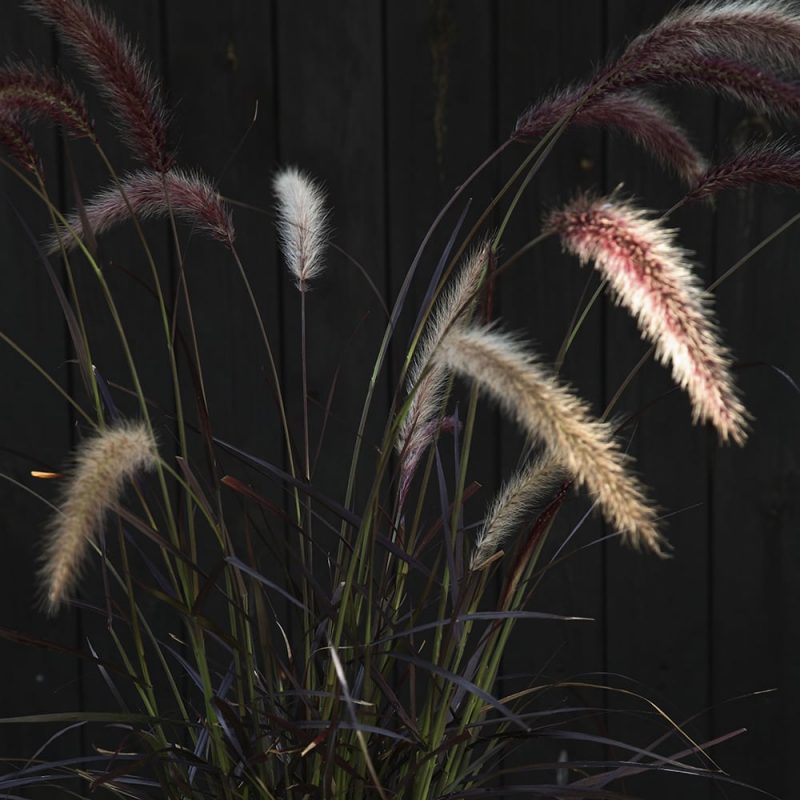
[0,2,797,798]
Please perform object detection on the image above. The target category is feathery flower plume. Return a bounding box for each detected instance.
[472,454,566,571]
[273,167,330,291]
[396,243,489,506]
[433,325,664,553]
[686,140,800,200]
[515,90,706,184]
[516,3,800,159]
[48,167,235,253]
[546,193,747,444]
[621,1,800,78]
[39,421,158,614]
[25,0,172,171]
[0,112,41,175]
[0,63,92,138]
[659,55,800,118]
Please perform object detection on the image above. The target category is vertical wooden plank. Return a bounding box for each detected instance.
[164,0,279,451]
[604,3,714,797]
[162,4,281,467]
[0,3,78,767]
[163,0,283,702]
[496,0,606,784]
[384,3,501,785]
[384,1,496,577]
[711,108,800,797]
[275,2,386,555]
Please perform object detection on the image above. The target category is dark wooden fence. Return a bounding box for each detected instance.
[1,2,798,798]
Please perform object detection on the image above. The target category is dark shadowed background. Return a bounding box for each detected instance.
[0,2,798,798]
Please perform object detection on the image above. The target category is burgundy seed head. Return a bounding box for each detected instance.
[25,0,172,171]
[0,62,92,138]
[49,168,235,253]
[687,139,800,200]
[515,89,706,185]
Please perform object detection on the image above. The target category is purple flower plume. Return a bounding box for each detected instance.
[516,2,800,167]
[0,63,92,138]
[658,55,800,118]
[515,89,707,184]
[603,0,800,92]
[0,112,41,175]
[48,168,234,253]
[687,140,800,200]
[25,0,172,171]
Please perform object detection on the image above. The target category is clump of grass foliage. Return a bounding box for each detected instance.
[1,0,799,797]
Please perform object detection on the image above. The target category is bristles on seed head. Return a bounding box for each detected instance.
[272,167,330,292]
[434,324,665,553]
[0,62,92,139]
[516,89,706,185]
[687,139,800,200]
[472,454,566,571]
[660,55,800,119]
[546,193,748,444]
[606,1,800,90]
[25,0,172,171]
[47,167,235,253]
[396,242,490,507]
[0,111,41,175]
[39,421,158,615]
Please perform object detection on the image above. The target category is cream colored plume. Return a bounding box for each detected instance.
[273,166,330,291]
[472,454,566,570]
[40,421,159,615]
[434,325,665,553]
[546,193,748,445]
[396,242,489,505]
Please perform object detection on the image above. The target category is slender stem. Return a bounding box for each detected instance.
[300,288,313,673]
[554,277,607,373]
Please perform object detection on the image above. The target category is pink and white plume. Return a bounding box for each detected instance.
[48,168,235,253]
[546,193,748,444]
[272,167,330,292]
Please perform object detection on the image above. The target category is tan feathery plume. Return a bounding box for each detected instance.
[273,166,330,292]
[545,193,748,445]
[40,421,158,615]
[434,325,664,553]
[396,242,489,506]
[472,454,566,570]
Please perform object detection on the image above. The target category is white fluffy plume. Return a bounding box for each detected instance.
[273,166,330,291]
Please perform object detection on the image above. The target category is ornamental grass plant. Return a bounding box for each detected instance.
[0,0,798,797]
